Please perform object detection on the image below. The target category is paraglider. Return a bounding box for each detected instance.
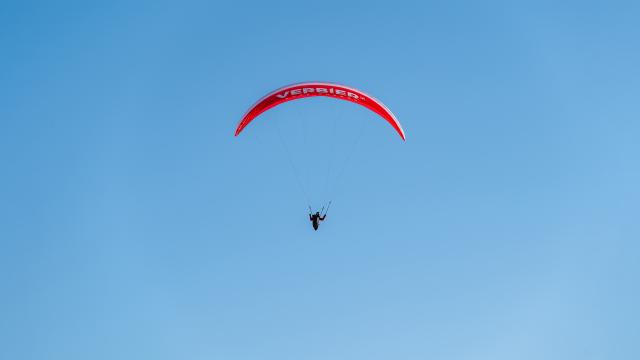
[309,211,326,231]
[235,82,404,231]
[308,202,330,231]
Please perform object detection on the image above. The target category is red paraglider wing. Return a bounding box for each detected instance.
[235,82,405,140]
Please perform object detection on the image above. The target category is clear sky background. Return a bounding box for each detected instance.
[1,1,639,359]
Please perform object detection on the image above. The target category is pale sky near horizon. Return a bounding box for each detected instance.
[1,1,639,359]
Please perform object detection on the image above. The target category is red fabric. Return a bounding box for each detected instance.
[235,82,405,140]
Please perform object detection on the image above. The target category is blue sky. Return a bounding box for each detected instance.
[1,1,639,359]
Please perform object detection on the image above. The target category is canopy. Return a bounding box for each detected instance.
[235,82,405,140]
